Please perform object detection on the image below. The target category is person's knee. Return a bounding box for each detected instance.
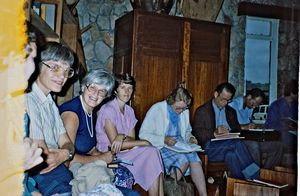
[143,146,161,156]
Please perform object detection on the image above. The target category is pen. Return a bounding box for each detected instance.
[112,158,133,165]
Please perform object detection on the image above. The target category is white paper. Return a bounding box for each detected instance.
[164,141,204,153]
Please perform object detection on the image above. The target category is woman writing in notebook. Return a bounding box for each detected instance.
[95,73,164,196]
[139,85,207,196]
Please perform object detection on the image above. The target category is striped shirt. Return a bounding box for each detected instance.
[25,82,66,148]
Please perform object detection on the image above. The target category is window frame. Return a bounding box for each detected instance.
[244,16,279,104]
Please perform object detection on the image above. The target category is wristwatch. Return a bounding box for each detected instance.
[67,149,74,161]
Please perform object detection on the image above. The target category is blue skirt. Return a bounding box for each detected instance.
[160,148,201,176]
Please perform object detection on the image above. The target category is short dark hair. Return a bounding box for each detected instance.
[112,73,136,97]
[246,88,265,101]
[38,42,74,69]
[215,82,236,97]
[284,79,298,96]
[166,87,193,108]
[114,73,135,87]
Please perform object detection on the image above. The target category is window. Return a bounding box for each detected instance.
[244,16,279,104]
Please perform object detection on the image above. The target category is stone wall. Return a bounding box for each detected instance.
[76,0,133,72]
[76,0,299,99]
[277,20,300,97]
[216,0,299,97]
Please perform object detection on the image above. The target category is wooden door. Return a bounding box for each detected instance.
[132,12,184,129]
[186,20,230,121]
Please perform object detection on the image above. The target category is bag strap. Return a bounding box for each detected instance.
[168,165,187,185]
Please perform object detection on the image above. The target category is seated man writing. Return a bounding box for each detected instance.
[192,82,260,180]
[25,42,75,196]
[229,88,282,169]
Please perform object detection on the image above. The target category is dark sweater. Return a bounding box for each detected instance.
[192,99,241,147]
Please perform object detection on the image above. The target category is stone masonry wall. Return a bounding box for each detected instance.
[216,0,299,97]
[76,0,132,72]
[76,0,299,99]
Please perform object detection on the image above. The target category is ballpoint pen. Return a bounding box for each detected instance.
[108,146,133,165]
[112,158,133,165]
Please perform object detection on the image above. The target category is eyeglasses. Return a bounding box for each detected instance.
[222,98,232,103]
[42,62,74,78]
[174,107,189,111]
[218,95,232,103]
[86,84,107,97]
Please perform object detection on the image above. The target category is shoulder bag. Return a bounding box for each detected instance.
[164,165,195,196]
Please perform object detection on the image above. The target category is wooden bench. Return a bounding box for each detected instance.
[226,168,296,196]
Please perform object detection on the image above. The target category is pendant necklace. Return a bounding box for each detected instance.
[80,96,93,138]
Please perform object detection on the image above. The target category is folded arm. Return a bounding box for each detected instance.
[61,111,114,165]
[39,133,74,174]
[105,119,150,154]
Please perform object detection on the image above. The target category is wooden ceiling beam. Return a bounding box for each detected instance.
[238,2,300,22]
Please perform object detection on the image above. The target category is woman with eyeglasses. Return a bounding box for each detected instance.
[59,69,139,196]
[95,73,164,196]
[139,85,208,196]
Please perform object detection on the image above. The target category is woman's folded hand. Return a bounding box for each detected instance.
[164,136,177,146]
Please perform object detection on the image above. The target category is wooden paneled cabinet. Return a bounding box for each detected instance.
[113,10,231,130]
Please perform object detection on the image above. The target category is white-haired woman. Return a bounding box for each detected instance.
[59,68,139,196]
[139,86,207,196]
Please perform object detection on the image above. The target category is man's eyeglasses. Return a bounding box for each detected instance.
[42,62,74,78]
[217,93,232,103]
[219,96,232,103]
[86,84,107,97]
[174,106,189,111]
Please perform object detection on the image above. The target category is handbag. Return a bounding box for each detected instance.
[112,164,135,189]
[163,165,195,196]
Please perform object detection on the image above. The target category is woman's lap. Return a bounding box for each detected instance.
[160,148,201,175]
[117,146,164,191]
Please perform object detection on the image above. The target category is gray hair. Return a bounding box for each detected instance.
[81,68,115,97]
[39,42,74,69]
[166,87,193,108]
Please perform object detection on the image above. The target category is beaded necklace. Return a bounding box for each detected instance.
[80,95,93,138]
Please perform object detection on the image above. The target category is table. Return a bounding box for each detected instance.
[240,129,281,142]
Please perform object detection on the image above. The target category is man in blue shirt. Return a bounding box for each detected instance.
[229,88,283,170]
[229,88,263,129]
[193,83,260,180]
